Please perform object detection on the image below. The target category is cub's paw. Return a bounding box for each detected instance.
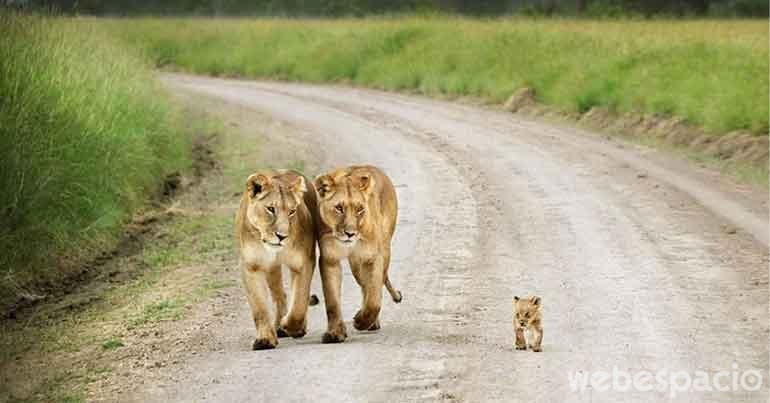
[252,337,278,350]
[515,344,527,350]
[353,310,378,331]
[276,327,289,338]
[531,346,542,352]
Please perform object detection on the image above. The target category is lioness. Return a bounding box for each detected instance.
[235,170,318,350]
[513,295,543,352]
[314,165,402,343]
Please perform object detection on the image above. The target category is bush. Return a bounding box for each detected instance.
[0,12,189,303]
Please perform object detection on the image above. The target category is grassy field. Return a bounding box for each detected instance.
[0,13,190,308]
[104,17,768,136]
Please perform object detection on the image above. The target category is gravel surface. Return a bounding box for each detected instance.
[127,74,768,402]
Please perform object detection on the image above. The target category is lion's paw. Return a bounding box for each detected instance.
[322,331,346,344]
[279,317,307,339]
[252,337,278,350]
[353,310,378,331]
[322,322,347,343]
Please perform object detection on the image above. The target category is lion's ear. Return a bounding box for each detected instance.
[314,174,336,199]
[355,174,375,194]
[287,174,307,195]
[513,296,520,302]
[246,174,271,199]
[530,296,541,306]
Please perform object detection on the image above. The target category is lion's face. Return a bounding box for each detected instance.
[314,171,373,246]
[514,296,541,328]
[244,172,306,250]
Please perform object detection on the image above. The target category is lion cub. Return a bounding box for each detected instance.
[513,295,543,352]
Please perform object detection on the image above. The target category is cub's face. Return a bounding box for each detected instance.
[244,172,306,249]
[314,172,373,246]
[514,296,541,328]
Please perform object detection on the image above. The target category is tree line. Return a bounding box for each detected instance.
[5,0,767,17]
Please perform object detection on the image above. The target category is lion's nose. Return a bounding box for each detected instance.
[344,230,357,238]
[275,232,288,242]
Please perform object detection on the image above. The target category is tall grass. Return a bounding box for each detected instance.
[0,13,190,304]
[107,17,768,135]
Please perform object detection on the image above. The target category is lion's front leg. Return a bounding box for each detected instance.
[266,267,288,337]
[280,261,313,338]
[319,255,347,343]
[242,264,278,350]
[351,256,383,331]
[530,324,543,352]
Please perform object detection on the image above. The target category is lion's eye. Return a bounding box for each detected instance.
[524,313,530,318]
[356,207,365,216]
[266,206,275,215]
[334,205,344,214]
[288,209,296,217]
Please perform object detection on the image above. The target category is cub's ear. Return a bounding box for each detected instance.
[513,296,520,302]
[246,174,271,199]
[287,174,307,195]
[314,174,336,199]
[530,296,541,306]
[355,174,375,193]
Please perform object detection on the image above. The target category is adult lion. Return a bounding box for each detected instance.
[235,169,318,350]
[314,165,402,343]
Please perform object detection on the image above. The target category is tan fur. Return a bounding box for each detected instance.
[235,169,318,350]
[513,296,543,352]
[314,165,401,343]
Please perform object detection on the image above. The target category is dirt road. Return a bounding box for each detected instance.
[132,74,768,402]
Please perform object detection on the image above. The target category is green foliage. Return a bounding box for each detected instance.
[100,337,125,350]
[108,17,768,135]
[0,13,190,302]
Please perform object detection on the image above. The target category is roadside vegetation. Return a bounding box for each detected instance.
[0,12,191,310]
[106,17,768,137]
[0,97,249,403]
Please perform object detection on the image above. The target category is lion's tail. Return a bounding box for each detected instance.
[384,275,402,303]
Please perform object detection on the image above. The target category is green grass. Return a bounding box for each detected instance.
[129,298,186,328]
[0,12,191,307]
[100,337,125,350]
[103,16,768,136]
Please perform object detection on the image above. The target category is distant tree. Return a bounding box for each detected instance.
[12,0,769,17]
[576,0,587,13]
